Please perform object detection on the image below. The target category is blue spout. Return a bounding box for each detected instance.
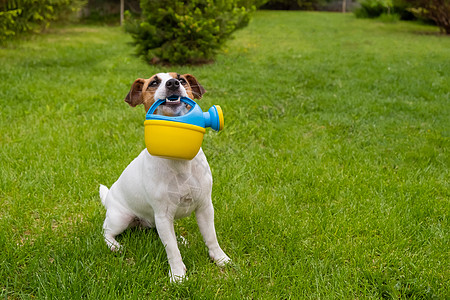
[203,106,223,131]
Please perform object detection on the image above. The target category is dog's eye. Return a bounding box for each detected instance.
[148,80,159,88]
[179,78,187,85]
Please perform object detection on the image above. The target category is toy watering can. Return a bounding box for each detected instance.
[144,97,224,160]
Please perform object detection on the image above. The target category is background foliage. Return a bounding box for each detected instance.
[354,0,450,34]
[1,0,448,47]
[125,0,254,65]
[78,0,140,23]
[404,0,450,34]
[0,0,85,44]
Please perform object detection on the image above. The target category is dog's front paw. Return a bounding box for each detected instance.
[209,249,231,267]
[215,255,231,267]
[169,264,187,283]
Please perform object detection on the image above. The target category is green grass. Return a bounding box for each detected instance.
[1,11,449,299]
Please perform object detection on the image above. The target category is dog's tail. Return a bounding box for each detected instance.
[99,184,109,206]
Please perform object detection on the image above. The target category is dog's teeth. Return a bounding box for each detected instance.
[165,97,180,103]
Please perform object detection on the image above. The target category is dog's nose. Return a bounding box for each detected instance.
[165,78,180,91]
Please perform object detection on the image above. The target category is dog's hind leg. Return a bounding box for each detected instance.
[99,185,136,251]
[103,207,135,252]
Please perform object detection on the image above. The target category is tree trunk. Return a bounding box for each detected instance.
[342,0,346,13]
[120,0,124,26]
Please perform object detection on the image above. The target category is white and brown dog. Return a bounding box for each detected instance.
[99,73,230,282]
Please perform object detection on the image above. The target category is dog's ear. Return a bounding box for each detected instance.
[125,78,145,107]
[183,74,206,99]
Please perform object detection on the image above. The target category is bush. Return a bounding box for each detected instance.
[354,0,417,19]
[355,0,450,33]
[125,0,254,65]
[403,0,450,34]
[0,0,85,44]
[354,0,391,18]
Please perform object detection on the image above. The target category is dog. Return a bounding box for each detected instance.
[99,72,230,282]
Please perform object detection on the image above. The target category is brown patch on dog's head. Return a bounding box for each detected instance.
[182,73,206,99]
[124,75,160,112]
[124,78,145,107]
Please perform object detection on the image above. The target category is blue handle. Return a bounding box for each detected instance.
[146,97,197,116]
[145,97,223,131]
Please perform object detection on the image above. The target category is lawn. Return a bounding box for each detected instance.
[1,10,449,299]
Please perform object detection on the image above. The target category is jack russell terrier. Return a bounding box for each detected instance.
[99,73,230,282]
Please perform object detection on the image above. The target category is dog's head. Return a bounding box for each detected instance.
[124,73,206,116]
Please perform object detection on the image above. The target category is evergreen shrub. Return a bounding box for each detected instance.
[125,0,254,65]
